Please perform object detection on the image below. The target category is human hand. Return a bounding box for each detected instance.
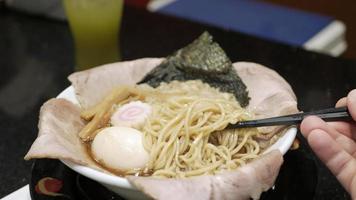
[300,89,356,199]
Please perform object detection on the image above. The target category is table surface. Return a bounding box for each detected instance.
[0,5,355,199]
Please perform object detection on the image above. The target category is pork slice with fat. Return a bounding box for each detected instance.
[128,150,283,200]
[234,62,298,136]
[68,58,163,110]
[24,98,92,165]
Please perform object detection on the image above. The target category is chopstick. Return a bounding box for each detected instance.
[227,106,353,129]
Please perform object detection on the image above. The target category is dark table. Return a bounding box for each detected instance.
[0,5,355,199]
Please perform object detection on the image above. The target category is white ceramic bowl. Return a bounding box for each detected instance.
[58,86,297,200]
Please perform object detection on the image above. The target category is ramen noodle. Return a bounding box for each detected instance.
[82,80,263,178]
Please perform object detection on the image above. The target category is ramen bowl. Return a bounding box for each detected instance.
[58,86,297,200]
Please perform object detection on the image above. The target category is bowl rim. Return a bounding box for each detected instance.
[58,86,297,189]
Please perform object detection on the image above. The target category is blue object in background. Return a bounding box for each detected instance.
[155,0,333,46]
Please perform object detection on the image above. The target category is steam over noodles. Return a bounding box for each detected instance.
[82,80,262,178]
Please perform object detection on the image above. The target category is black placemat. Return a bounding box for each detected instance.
[30,158,124,200]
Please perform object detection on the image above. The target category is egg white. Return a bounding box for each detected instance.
[91,126,149,171]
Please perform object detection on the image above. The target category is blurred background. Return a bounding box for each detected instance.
[148,0,356,59]
[266,0,356,58]
[2,0,356,59]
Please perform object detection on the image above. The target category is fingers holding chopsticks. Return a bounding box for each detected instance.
[300,89,356,199]
[301,116,356,156]
[301,116,356,198]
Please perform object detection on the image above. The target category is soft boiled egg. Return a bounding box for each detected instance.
[91,126,149,171]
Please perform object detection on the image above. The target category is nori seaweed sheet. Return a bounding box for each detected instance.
[139,32,250,107]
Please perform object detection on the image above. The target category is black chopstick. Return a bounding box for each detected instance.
[227,106,353,129]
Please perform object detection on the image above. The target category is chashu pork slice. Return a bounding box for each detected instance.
[24,98,97,167]
[128,150,283,200]
[68,58,163,110]
[234,62,299,139]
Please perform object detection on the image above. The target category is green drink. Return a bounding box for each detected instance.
[63,0,123,70]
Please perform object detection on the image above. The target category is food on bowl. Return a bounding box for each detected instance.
[25,32,298,200]
[80,80,261,178]
[91,126,150,171]
[140,32,249,107]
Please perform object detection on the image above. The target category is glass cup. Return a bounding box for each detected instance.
[63,0,123,70]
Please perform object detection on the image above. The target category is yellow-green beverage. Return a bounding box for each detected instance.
[63,0,123,70]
